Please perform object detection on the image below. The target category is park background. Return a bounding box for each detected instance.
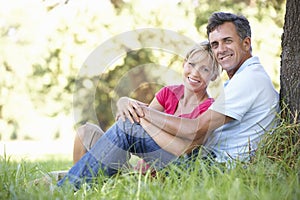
[0,0,285,160]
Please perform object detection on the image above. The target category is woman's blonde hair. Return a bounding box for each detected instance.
[184,41,220,81]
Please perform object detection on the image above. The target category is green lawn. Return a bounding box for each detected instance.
[0,123,299,200]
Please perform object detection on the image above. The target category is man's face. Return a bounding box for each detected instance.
[208,22,251,78]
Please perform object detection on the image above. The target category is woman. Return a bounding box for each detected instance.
[58,41,220,189]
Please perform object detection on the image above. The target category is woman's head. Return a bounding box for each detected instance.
[184,41,220,81]
[182,41,220,93]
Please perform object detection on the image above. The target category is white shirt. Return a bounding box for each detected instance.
[205,56,279,163]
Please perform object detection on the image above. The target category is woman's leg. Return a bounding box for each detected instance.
[58,119,177,190]
[73,123,104,164]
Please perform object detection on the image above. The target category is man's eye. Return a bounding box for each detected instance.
[211,43,218,49]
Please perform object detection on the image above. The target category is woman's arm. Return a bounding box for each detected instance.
[116,97,148,123]
[142,106,232,140]
[148,96,164,111]
[116,96,164,123]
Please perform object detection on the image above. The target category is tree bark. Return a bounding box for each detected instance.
[280,0,300,124]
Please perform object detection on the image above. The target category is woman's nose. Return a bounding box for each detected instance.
[191,66,202,78]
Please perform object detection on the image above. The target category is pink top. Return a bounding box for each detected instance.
[155,84,214,119]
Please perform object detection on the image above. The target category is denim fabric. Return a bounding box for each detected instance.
[57,119,177,189]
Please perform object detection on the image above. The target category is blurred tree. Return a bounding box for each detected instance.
[95,49,161,130]
[280,0,300,124]
[0,0,286,140]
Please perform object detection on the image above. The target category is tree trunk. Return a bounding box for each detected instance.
[280,0,300,124]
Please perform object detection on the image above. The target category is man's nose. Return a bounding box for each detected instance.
[218,43,227,53]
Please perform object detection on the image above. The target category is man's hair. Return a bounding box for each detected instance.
[206,12,251,40]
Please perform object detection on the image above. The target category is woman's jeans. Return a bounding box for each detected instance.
[57,119,177,189]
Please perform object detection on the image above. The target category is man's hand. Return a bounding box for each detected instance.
[116,97,148,123]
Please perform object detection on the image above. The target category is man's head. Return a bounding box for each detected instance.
[207,12,251,41]
[206,12,252,78]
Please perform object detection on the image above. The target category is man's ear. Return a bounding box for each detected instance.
[243,37,251,51]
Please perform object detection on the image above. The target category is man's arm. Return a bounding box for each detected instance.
[142,106,233,140]
[139,118,202,156]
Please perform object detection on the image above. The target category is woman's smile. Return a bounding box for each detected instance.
[188,76,200,84]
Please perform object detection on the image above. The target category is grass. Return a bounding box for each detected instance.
[0,122,299,200]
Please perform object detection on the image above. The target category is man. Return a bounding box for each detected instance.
[139,12,279,163]
[57,12,279,190]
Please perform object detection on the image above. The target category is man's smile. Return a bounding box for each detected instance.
[219,53,233,61]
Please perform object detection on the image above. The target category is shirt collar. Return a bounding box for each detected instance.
[224,56,260,87]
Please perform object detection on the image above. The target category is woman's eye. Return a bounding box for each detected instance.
[189,62,195,67]
[201,67,211,73]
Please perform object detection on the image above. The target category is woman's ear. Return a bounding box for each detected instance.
[210,74,217,81]
[182,60,187,68]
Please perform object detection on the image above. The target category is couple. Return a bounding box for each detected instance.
[58,12,279,190]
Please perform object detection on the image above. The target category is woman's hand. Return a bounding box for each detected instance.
[116,97,148,123]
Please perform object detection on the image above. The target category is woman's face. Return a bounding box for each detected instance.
[183,51,214,93]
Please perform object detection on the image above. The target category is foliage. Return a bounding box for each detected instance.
[0,121,299,199]
[95,49,163,130]
[0,0,285,140]
[256,119,300,169]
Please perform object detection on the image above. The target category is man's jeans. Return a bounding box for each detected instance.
[57,119,177,189]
